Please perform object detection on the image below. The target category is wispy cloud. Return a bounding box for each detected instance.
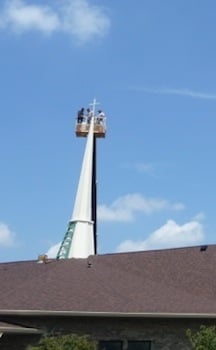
[98,193,185,222]
[122,162,156,176]
[192,212,206,222]
[0,0,110,42]
[0,222,15,247]
[116,218,204,252]
[134,162,155,174]
[130,86,216,100]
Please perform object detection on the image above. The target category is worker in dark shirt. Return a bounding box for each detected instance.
[77,108,84,123]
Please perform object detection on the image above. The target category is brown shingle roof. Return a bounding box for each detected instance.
[0,245,216,314]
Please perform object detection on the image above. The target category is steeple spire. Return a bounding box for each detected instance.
[57,99,106,259]
[56,116,95,259]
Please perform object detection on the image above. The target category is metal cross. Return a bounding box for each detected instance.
[89,98,100,117]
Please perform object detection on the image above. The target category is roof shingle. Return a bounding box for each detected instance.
[0,245,215,314]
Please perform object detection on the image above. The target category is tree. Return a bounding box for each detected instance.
[27,334,97,350]
[186,325,216,350]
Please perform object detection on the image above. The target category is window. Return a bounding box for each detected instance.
[99,340,123,350]
[128,341,151,350]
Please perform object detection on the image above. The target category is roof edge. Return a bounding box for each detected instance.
[0,310,216,319]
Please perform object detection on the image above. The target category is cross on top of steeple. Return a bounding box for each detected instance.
[89,98,100,117]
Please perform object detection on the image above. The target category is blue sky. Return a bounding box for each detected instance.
[0,0,216,262]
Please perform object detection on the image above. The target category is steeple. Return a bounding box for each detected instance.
[56,99,106,259]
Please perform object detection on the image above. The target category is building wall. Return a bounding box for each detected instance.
[1,316,215,350]
[0,333,40,350]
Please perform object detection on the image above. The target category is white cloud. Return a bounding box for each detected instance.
[0,223,15,247]
[98,193,185,222]
[130,86,216,100]
[116,219,204,252]
[60,0,110,42]
[46,241,61,258]
[0,0,110,42]
[0,0,60,34]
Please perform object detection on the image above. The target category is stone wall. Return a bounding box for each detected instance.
[0,315,215,350]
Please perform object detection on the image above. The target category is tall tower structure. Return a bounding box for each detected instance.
[56,99,106,259]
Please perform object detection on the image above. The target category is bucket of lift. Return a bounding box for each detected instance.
[75,117,106,138]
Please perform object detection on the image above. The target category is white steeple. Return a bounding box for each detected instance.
[56,99,106,259]
[57,117,94,259]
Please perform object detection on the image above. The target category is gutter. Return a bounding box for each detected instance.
[0,310,216,319]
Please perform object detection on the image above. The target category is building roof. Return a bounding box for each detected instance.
[0,245,215,315]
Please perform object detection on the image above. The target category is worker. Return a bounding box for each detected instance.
[87,108,93,124]
[77,108,84,123]
[97,110,105,124]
